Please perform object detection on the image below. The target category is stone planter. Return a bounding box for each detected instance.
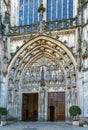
[73,121,79,126]
[83,124,88,127]
[0,120,6,126]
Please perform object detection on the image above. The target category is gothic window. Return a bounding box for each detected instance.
[47,0,73,21]
[34,0,38,23]
[29,0,33,24]
[19,0,73,26]
[24,0,28,25]
[52,0,56,21]
[19,5,23,11]
[69,0,73,18]
[47,0,51,21]
[19,0,23,25]
[63,0,67,19]
[39,0,43,3]
[57,0,62,20]
[19,0,39,25]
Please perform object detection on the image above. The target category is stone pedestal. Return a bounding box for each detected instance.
[73,121,79,126]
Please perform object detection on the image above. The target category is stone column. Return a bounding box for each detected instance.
[38,88,47,121]
[44,89,48,121]
[76,71,83,114]
[1,77,8,107]
[17,91,22,120]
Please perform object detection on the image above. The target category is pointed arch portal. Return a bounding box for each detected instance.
[8,35,77,121]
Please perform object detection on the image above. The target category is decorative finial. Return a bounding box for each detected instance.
[38,4,46,33]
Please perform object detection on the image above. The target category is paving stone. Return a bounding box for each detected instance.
[22,128,37,130]
[0,121,88,130]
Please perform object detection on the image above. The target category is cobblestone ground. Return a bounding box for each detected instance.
[0,121,88,130]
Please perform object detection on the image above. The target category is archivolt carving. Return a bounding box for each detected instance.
[8,35,77,91]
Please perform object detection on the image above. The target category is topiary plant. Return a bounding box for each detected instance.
[0,107,7,115]
[69,105,81,120]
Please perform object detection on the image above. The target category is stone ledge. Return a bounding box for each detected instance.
[22,128,37,130]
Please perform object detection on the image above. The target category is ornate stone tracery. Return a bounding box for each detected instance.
[0,0,88,122]
[7,35,77,120]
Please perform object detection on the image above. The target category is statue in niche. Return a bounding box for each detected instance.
[40,92,44,105]
[2,38,8,77]
[14,94,18,104]
[15,81,19,90]
[10,69,14,77]
[82,40,88,54]
[8,93,12,104]
[71,79,75,86]
[40,66,45,86]
[48,70,52,80]
[67,78,71,86]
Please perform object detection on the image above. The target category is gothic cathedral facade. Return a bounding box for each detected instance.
[0,0,88,121]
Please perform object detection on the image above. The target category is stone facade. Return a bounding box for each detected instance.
[0,0,88,121]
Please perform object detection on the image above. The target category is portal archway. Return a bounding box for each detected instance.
[8,35,77,121]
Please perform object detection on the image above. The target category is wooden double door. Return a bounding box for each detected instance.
[48,92,65,121]
[22,93,38,121]
[22,92,65,121]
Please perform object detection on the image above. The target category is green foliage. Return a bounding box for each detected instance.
[0,107,7,115]
[69,105,81,117]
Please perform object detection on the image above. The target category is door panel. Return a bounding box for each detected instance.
[48,92,65,121]
[22,93,38,121]
[22,94,28,120]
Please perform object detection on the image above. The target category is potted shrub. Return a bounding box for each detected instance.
[0,107,7,126]
[69,105,81,126]
[83,120,88,127]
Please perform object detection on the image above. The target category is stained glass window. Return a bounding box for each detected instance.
[63,0,67,19]
[29,0,33,24]
[24,0,28,24]
[19,0,23,25]
[52,0,56,21]
[57,0,62,20]
[69,0,73,18]
[34,0,38,23]
[19,0,73,25]
[39,0,43,3]
[47,0,51,21]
